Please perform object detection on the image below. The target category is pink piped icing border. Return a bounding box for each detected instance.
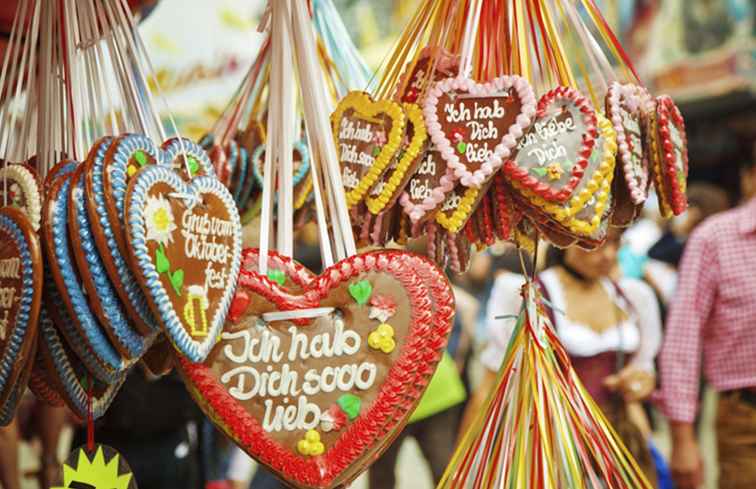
[423,75,537,188]
[399,165,456,224]
[606,82,651,204]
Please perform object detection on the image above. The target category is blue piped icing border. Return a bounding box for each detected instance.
[92,135,160,331]
[71,170,155,359]
[251,139,311,189]
[0,212,36,400]
[233,146,249,206]
[38,307,126,419]
[49,173,131,375]
[161,137,215,177]
[126,165,242,362]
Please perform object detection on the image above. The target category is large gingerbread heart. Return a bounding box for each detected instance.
[503,86,598,203]
[178,250,453,489]
[423,75,536,188]
[125,165,242,362]
[0,207,41,408]
[331,92,406,207]
[0,162,42,231]
[650,95,688,217]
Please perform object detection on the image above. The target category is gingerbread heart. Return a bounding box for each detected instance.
[331,92,406,207]
[606,82,650,204]
[43,167,132,383]
[650,95,688,217]
[508,113,617,240]
[399,146,453,224]
[69,164,156,360]
[125,165,242,362]
[36,306,126,419]
[0,162,42,231]
[424,75,536,188]
[365,103,428,215]
[395,46,460,104]
[178,250,453,489]
[235,122,267,210]
[85,136,160,336]
[503,86,598,203]
[0,207,42,408]
[251,139,312,210]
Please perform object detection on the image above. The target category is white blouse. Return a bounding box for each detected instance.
[480,269,662,374]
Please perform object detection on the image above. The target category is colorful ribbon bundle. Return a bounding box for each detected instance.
[199,0,371,226]
[331,0,689,272]
[439,280,652,488]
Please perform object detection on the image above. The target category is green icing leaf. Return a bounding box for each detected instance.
[348,280,372,305]
[170,269,184,296]
[456,142,467,154]
[371,146,381,157]
[337,394,361,420]
[134,150,148,166]
[188,157,200,176]
[561,160,574,170]
[267,269,286,286]
[531,167,548,177]
[155,244,170,274]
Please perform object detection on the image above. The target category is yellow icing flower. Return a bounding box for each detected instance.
[546,163,564,181]
[127,164,138,177]
[368,323,396,354]
[297,429,325,457]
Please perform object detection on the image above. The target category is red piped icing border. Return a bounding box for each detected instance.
[491,172,515,241]
[503,86,598,203]
[178,249,453,489]
[655,95,688,215]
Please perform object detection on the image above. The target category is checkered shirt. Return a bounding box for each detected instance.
[657,198,756,423]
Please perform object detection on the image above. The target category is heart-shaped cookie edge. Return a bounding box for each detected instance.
[655,95,688,216]
[125,165,242,363]
[331,91,406,208]
[424,75,537,188]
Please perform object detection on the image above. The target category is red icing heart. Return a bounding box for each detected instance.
[178,249,454,489]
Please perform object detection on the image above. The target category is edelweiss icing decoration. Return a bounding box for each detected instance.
[0,163,42,231]
[652,95,689,217]
[177,249,454,489]
[0,207,41,413]
[423,75,537,188]
[504,86,598,203]
[125,165,242,362]
[365,103,428,215]
[605,82,650,204]
[331,91,406,207]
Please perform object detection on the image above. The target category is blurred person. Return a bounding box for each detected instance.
[0,419,20,489]
[657,148,756,489]
[462,229,662,485]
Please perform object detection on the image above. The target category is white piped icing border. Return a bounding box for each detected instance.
[423,75,537,188]
[0,164,41,231]
[606,82,650,204]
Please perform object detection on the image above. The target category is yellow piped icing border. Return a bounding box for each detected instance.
[435,186,480,233]
[331,91,406,208]
[647,108,673,218]
[508,113,617,237]
[294,175,312,210]
[366,102,428,215]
